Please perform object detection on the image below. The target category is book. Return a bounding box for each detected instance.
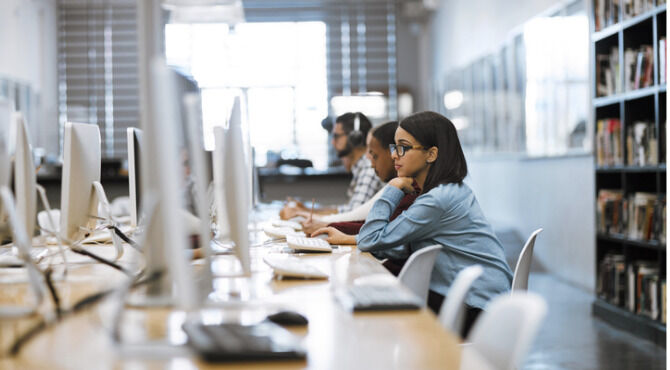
[596,118,623,166]
[660,38,666,85]
[626,121,656,166]
[597,189,624,234]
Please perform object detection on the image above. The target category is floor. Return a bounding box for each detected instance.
[495,228,666,370]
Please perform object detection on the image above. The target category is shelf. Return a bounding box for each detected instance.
[592,299,666,346]
[597,233,665,250]
[595,165,665,173]
[594,85,661,106]
[592,4,667,42]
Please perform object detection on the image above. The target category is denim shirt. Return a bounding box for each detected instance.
[357,183,513,309]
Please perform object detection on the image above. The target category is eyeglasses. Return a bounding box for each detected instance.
[389,144,426,157]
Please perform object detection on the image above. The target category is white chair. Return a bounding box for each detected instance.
[511,228,543,293]
[463,292,548,370]
[437,265,483,336]
[397,245,442,304]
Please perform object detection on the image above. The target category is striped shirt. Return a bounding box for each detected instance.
[337,155,384,213]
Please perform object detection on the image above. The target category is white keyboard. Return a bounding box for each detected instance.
[271,220,303,231]
[286,235,332,253]
[263,256,328,279]
[263,226,304,240]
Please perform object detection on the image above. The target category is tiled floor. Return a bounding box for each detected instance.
[523,272,666,370]
[495,228,666,370]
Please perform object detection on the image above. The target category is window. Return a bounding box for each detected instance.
[165,22,329,169]
[57,0,139,159]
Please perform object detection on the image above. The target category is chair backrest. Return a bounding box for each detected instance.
[511,228,543,292]
[465,292,548,370]
[397,245,442,304]
[438,265,483,336]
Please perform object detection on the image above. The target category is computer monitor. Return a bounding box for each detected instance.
[13,113,37,241]
[127,127,143,228]
[183,93,213,285]
[132,57,197,308]
[60,122,101,242]
[0,100,12,239]
[60,122,123,259]
[213,96,251,276]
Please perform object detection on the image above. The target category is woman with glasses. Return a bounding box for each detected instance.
[357,111,513,338]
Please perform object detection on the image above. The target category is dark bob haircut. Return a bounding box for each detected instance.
[371,120,399,149]
[398,111,467,193]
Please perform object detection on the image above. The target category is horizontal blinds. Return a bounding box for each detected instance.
[58,0,139,159]
[244,1,398,118]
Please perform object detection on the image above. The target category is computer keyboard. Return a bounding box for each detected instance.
[271,220,302,231]
[263,256,328,279]
[263,226,305,240]
[182,321,306,362]
[286,235,332,253]
[336,284,423,312]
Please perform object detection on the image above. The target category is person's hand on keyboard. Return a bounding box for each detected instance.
[311,227,356,245]
[300,218,327,235]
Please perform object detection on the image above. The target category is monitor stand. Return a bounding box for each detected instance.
[0,187,45,319]
[92,181,124,261]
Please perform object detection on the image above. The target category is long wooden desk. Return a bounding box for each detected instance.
[0,220,463,369]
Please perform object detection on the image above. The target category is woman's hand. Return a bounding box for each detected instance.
[311,227,357,245]
[301,219,328,235]
[388,177,415,193]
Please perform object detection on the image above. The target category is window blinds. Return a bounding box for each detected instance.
[57,0,139,159]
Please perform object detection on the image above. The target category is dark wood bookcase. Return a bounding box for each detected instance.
[591,0,666,346]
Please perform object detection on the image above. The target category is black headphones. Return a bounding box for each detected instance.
[348,112,365,147]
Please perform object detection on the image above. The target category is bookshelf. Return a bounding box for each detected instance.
[592,0,666,346]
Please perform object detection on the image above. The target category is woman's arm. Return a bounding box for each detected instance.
[356,186,444,252]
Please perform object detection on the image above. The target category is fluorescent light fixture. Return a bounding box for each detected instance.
[331,95,387,119]
[443,90,463,110]
[163,0,245,24]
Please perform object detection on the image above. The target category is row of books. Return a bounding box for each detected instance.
[596,190,666,242]
[626,121,658,166]
[594,0,664,32]
[594,0,620,31]
[596,47,620,97]
[596,44,661,96]
[596,118,623,166]
[597,255,665,322]
[595,119,663,167]
[624,46,654,91]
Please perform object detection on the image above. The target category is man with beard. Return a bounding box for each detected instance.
[280,112,383,218]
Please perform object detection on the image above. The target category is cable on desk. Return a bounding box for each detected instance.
[8,270,164,356]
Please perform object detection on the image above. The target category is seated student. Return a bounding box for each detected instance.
[308,121,418,244]
[356,111,513,337]
[280,112,384,219]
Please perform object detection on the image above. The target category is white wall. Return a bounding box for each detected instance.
[0,0,59,154]
[422,0,596,291]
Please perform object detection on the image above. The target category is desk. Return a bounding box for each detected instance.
[0,223,462,369]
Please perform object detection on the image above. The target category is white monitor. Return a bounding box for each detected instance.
[127,127,143,228]
[13,113,37,241]
[213,96,251,276]
[60,122,101,242]
[0,100,12,238]
[132,57,196,309]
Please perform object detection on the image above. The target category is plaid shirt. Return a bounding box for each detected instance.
[338,155,384,213]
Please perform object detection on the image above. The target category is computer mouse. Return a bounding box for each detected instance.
[265,310,308,326]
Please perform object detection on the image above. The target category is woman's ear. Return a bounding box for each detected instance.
[426,146,438,164]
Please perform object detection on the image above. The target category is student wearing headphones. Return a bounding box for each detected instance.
[308,121,419,245]
[281,112,384,218]
[356,111,513,337]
